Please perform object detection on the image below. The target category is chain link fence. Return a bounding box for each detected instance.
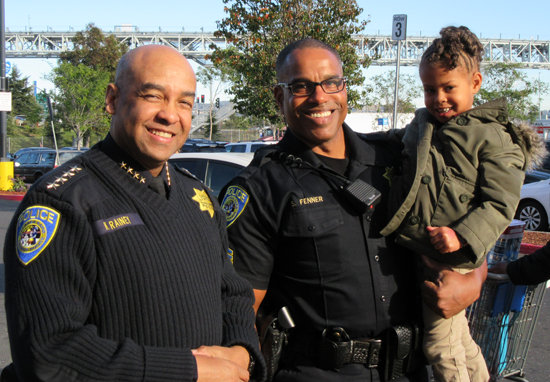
[189,129,282,143]
[7,136,103,154]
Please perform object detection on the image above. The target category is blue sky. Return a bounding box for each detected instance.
[6,0,550,111]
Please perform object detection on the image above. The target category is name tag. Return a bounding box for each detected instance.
[92,213,144,237]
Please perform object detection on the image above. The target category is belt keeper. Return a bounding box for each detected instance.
[367,339,382,368]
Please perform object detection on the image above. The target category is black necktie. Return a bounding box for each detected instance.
[149,176,166,198]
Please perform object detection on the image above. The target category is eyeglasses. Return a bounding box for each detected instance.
[278,77,347,96]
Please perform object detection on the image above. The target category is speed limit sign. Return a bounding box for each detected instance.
[392,14,407,41]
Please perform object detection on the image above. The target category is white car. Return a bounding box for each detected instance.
[169,152,253,197]
[516,179,550,231]
[225,140,278,153]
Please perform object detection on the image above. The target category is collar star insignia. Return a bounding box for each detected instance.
[127,167,134,175]
[133,172,140,179]
[191,188,214,218]
[46,182,59,189]
[140,176,146,184]
[120,162,128,169]
[383,167,395,187]
[69,166,82,174]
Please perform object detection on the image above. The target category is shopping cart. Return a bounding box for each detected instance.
[467,273,546,381]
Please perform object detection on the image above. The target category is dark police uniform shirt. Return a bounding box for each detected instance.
[220,125,422,340]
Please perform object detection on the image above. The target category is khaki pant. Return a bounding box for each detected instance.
[423,268,490,382]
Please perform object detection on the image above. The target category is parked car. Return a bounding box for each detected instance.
[225,140,278,153]
[524,170,550,184]
[14,149,86,183]
[535,141,550,174]
[12,147,52,160]
[180,139,227,153]
[515,177,550,231]
[169,152,253,197]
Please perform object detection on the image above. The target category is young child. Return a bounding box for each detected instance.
[380,26,543,382]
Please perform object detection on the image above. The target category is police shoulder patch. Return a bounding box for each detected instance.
[16,206,61,265]
[221,185,249,228]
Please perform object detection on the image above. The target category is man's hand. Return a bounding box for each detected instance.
[194,354,249,382]
[421,255,487,319]
[192,345,250,370]
[488,262,508,275]
[427,226,462,254]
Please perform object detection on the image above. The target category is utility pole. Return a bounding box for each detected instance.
[391,14,407,129]
[0,0,14,190]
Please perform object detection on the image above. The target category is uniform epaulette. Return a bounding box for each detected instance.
[172,163,202,183]
[44,165,84,191]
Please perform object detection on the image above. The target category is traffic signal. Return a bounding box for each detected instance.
[196,97,200,104]
[215,98,220,108]
[201,95,205,103]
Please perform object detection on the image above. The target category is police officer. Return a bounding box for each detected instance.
[3,45,263,382]
[220,39,486,382]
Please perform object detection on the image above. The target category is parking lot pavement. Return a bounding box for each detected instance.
[0,199,548,378]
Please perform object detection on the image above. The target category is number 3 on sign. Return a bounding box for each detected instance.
[392,14,407,41]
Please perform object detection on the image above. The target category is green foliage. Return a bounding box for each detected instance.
[223,114,266,130]
[59,23,128,82]
[7,65,44,126]
[364,70,421,113]
[46,63,111,149]
[210,0,370,123]
[476,62,550,122]
[363,70,421,129]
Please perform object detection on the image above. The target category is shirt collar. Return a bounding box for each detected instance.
[100,133,171,187]
[279,123,376,166]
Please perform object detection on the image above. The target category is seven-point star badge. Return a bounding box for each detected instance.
[192,188,214,218]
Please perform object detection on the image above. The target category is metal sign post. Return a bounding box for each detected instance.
[0,0,7,158]
[391,14,407,129]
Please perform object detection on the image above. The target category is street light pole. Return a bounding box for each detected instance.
[0,0,7,160]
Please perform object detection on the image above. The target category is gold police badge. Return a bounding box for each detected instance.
[192,188,214,218]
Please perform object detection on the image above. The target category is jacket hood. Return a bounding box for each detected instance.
[473,98,547,172]
[514,120,547,171]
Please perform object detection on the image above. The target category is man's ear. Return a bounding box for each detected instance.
[274,85,284,111]
[105,84,119,115]
[471,72,483,94]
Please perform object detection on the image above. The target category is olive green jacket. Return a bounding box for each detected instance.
[380,99,540,268]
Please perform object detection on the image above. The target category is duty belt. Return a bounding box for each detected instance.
[289,327,382,371]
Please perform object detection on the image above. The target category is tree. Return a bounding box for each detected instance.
[475,62,549,122]
[223,114,265,130]
[210,0,370,123]
[46,63,111,149]
[7,65,43,126]
[363,70,421,129]
[203,112,222,141]
[196,66,231,140]
[60,23,128,82]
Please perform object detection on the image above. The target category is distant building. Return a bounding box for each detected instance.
[344,112,415,133]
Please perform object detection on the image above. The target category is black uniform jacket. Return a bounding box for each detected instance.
[220,125,422,340]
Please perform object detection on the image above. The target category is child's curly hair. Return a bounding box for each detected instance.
[421,26,484,73]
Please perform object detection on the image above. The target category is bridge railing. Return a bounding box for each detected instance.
[5,31,550,69]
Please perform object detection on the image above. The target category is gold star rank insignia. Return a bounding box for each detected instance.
[192,188,214,218]
[383,167,395,187]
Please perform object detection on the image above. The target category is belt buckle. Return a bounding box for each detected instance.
[351,338,382,368]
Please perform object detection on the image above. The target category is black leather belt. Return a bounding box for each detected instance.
[289,327,382,371]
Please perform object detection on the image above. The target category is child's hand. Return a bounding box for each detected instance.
[427,226,462,254]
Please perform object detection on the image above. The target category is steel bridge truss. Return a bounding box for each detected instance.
[5,31,550,69]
